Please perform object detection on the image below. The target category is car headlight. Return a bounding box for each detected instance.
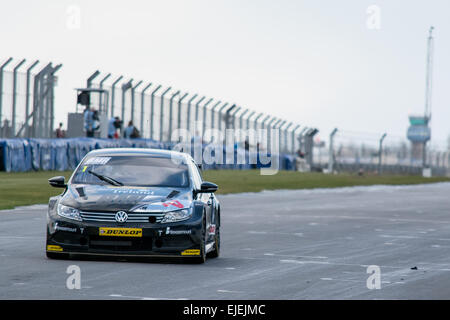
[161,209,192,223]
[57,203,82,221]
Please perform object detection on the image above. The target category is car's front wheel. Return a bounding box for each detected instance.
[207,225,220,258]
[193,216,207,264]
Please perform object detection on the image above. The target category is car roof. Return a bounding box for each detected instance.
[85,148,192,162]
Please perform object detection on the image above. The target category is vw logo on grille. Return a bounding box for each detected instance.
[115,211,128,223]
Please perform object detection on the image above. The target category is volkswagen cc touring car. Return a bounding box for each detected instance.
[46,148,220,263]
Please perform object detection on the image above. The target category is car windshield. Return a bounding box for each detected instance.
[71,155,190,188]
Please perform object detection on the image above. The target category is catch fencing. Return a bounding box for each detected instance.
[0,57,62,139]
[88,71,304,156]
[313,130,450,176]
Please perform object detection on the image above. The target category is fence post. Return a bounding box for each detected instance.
[210,100,222,131]
[202,98,213,138]
[23,60,39,137]
[230,106,241,130]
[328,128,338,173]
[32,63,52,138]
[277,120,287,153]
[49,64,62,138]
[168,90,180,142]
[378,133,387,174]
[99,73,111,115]
[110,75,123,118]
[86,70,100,88]
[150,85,162,140]
[246,111,256,130]
[291,124,300,154]
[0,57,13,134]
[284,122,293,153]
[177,93,189,137]
[236,108,247,142]
[217,102,229,132]
[121,79,133,124]
[159,87,172,141]
[193,96,205,135]
[253,113,264,130]
[12,59,26,137]
[184,94,198,134]
[131,80,143,123]
[140,83,152,137]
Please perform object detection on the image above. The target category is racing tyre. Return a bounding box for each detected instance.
[193,217,207,264]
[207,225,220,258]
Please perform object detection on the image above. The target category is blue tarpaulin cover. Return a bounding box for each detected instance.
[0,138,296,172]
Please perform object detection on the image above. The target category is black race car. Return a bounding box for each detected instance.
[46,148,220,263]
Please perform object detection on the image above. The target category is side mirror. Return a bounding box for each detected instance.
[198,181,218,193]
[48,176,67,188]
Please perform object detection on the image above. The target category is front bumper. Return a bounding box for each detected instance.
[46,216,203,258]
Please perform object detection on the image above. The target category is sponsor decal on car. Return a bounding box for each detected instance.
[162,200,184,209]
[84,157,111,165]
[99,227,143,237]
[208,224,216,235]
[166,227,192,235]
[47,245,63,252]
[111,189,154,195]
[181,249,200,256]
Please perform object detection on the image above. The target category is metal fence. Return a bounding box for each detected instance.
[0,57,62,139]
[314,130,450,175]
[87,71,305,154]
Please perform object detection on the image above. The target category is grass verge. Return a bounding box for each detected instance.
[0,170,448,210]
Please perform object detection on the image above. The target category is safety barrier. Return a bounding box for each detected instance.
[0,138,296,172]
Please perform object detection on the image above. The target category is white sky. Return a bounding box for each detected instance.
[1,0,449,147]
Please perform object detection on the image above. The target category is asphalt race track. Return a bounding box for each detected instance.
[1,183,450,300]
